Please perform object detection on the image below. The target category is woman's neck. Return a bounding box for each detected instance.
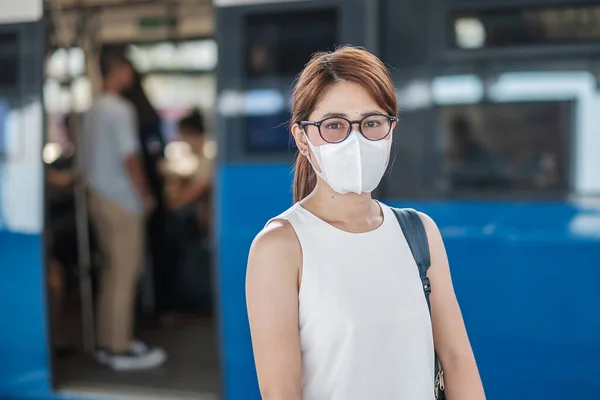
[301,179,382,231]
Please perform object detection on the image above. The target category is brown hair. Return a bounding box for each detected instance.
[291,46,398,203]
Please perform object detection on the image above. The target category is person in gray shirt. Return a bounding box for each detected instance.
[81,54,166,370]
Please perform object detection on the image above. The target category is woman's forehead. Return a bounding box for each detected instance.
[310,81,383,119]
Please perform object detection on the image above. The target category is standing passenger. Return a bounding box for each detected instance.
[81,54,166,370]
[246,46,485,399]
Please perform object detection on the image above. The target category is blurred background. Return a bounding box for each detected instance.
[0,0,599,399]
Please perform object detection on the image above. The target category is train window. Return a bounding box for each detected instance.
[0,32,19,86]
[450,4,600,50]
[439,102,571,194]
[245,8,338,78]
[0,32,18,161]
[245,111,295,153]
[385,101,572,199]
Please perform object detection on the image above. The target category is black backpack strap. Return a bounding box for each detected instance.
[392,207,446,398]
[391,207,432,312]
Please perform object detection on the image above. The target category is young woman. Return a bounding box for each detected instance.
[246,46,485,400]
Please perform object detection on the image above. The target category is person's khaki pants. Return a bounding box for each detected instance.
[89,192,144,353]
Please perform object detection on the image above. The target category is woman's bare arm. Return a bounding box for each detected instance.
[246,220,303,400]
[420,212,486,400]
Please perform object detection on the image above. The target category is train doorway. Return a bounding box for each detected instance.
[43,0,221,399]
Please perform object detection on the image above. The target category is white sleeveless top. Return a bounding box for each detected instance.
[270,201,435,400]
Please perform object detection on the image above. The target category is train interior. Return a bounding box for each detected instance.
[44,0,220,398]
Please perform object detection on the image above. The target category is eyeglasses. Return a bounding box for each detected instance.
[299,114,397,144]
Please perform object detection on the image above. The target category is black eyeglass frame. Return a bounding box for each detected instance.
[298,113,398,144]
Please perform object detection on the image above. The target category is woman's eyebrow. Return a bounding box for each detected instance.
[360,110,384,117]
[320,110,384,119]
[320,112,346,119]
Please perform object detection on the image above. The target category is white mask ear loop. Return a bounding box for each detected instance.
[298,125,310,156]
[300,135,310,156]
[302,130,325,177]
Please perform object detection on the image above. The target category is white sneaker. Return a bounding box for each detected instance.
[96,341,167,371]
[96,339,147,363]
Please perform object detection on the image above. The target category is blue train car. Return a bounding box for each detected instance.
[1,0,600,399]
[214,1,600,400]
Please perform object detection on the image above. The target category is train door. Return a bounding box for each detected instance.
[44,2,221,400]
[0,0,50,398]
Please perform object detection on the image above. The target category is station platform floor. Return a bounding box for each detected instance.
[55,316,221,399]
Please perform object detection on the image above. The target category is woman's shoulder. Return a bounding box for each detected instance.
[248,205,303,269]
[378,202,444,245]
[253,218,298,251]
[255,204,302,249]
[378,201,439,230]
[247,215,302,285]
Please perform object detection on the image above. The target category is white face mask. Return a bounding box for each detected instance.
[305,130,392,195]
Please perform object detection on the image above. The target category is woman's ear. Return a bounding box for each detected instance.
[291,123,310,156]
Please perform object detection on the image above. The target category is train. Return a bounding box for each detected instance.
[1,0,600,399]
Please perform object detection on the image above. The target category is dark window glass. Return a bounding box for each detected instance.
[245,8,338,78]
[245,112,296,153]
[0,32,19,86]
[384,101,572,199]
[450,4,600,50]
